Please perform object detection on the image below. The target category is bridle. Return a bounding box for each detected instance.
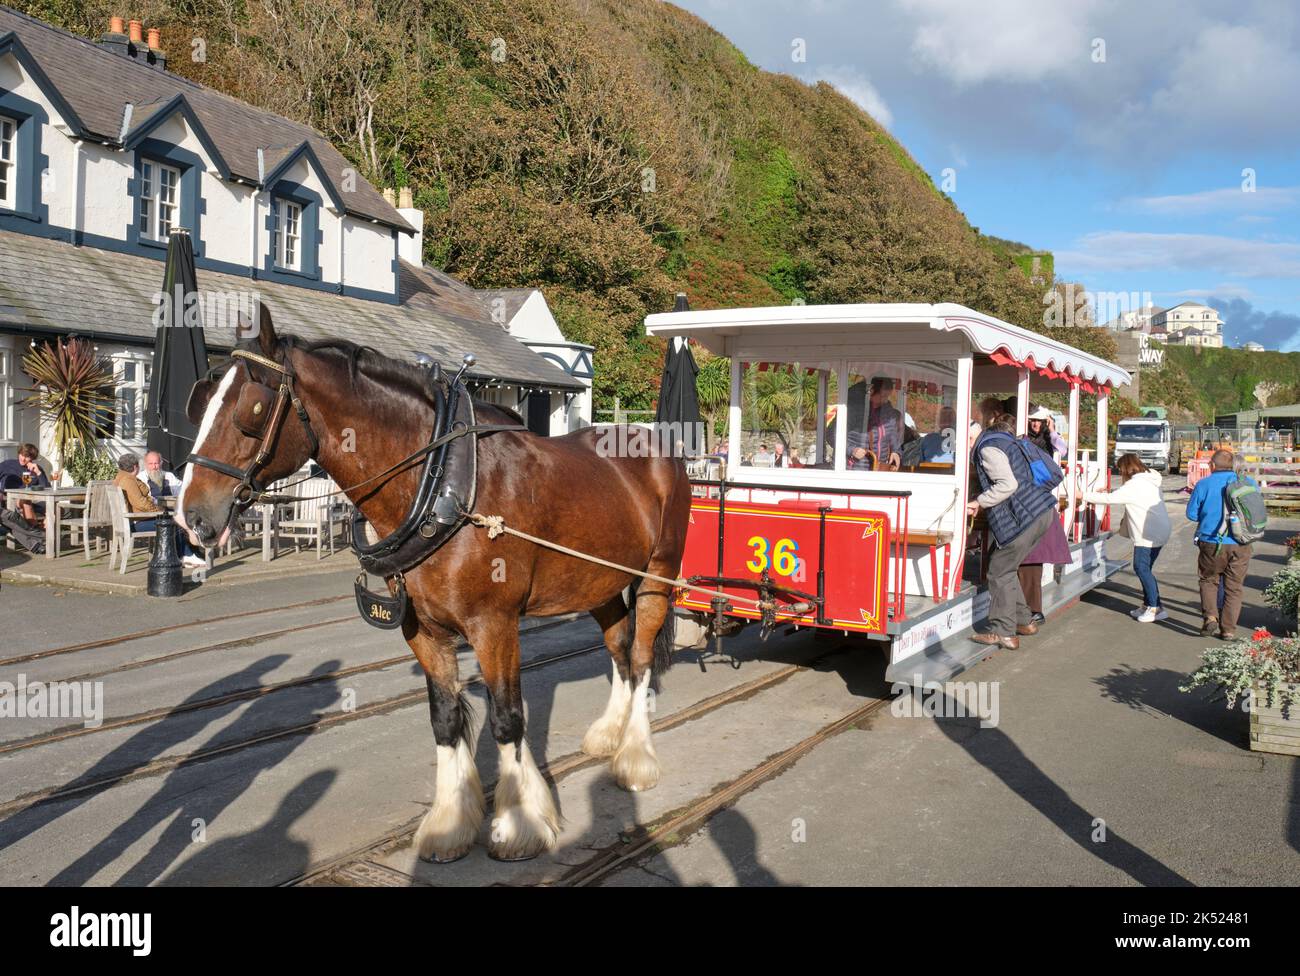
[186,348,320,507]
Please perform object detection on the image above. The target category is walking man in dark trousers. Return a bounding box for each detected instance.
[966,417,1058,649]
[1186,449,1256,639]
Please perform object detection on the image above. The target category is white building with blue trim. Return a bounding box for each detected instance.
[0,7,591,467]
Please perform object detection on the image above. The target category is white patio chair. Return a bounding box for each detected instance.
[107,486,158,573]
[277,478,348,559]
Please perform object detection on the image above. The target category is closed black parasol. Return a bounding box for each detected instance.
[146,228,209,471]
[654,293,702,456]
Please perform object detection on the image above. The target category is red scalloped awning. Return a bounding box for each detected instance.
[988,349,1111,397]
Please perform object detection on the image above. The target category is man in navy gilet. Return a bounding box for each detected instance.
[966,416,1058,649]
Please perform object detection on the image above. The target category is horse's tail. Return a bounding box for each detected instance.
[626,576,676,691]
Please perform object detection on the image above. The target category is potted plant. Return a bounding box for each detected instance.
[1263,564,1300,631]
[1285,533,1300,563]
[1182,629,1300,756]
[20,337,115,483]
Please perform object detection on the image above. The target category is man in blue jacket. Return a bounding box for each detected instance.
[1186,450,1255,639]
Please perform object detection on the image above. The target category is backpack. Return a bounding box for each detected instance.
[982,432,1064,490]
[1222,475,1268,544]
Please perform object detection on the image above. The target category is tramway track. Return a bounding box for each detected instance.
[0,639,607,819]
[557,693,896,886]
[1,594,351,668]
[289,646,848,886]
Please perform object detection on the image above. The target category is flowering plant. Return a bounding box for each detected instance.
[1181,630,1300,718]
[1285,534,1300,559]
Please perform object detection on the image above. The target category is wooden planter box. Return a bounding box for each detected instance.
[1250,681,1300,756]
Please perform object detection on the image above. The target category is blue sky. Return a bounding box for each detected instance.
[674,0,1300,350]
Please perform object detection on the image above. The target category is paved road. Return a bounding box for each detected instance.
[0,476,1295,885]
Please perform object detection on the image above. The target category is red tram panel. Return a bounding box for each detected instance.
[677,497,892,635]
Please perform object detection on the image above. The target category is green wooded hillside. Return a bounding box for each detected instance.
[25,0,1085,411]
[1140,345,1300,421]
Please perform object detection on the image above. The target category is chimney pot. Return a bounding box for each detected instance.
[398,186,413,209]
[128,20,143,43]
[110,16,124,33]
[147,28,161,50]
[382,188,397,207]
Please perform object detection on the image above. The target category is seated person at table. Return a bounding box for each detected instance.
[138,450,184,501]
[0,442,51,523]
[919,407,958,463]
[114,453,204,569]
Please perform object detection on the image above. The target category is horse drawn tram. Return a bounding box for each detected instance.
[645,303,1134,685]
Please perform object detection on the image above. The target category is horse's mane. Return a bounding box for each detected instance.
[276,334,525,424]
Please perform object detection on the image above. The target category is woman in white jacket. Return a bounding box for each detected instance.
[1084,454,1172,622]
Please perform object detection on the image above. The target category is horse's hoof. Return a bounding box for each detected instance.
[611,743,660,793]
[486,848,541,863]
[419,847,472,865]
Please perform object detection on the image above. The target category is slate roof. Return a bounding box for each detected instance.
[0,230,583,391]
[477,288,536,323]
[0,5,412,233]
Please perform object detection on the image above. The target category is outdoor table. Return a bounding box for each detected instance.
[3,486,88,559]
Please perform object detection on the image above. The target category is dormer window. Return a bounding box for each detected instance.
[272,198,302,271]
[138,159,180,242]
[0,115,15,210]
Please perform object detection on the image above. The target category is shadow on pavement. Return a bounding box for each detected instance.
[30,658,341,885]
[159,769,337,885]
[1092,663,1245,749]
[932,694,1193,886]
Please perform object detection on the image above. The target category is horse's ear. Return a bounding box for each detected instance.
[256,302,276,358]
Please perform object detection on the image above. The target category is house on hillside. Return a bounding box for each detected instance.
[0,8,586,467]
[1152,301,1224,348]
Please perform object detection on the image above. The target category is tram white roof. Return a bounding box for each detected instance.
[645,302,1132,390]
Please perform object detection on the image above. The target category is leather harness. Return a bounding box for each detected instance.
[185,347,524,627]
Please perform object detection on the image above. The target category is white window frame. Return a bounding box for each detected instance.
[138,159,181,242]
[272,198,303,271]
[0,341,12,444]
[114,355,151,442]
[0,115,17,210]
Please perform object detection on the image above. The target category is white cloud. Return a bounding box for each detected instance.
[1121,186,1300,217]
[1149,24,1300,140]
[1058,232,1300,278]
[897,0,1104,86]
[808,65,894,128]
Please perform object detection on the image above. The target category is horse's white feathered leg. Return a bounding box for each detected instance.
[611,671,659,792]
[489,739,560,860]
[415,737,485,863]
[582,669,632,758]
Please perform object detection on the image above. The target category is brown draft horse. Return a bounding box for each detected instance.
[178,306,690,862]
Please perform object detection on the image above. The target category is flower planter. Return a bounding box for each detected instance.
[1250,681,1300,756]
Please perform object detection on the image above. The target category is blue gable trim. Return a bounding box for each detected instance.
[262,142,346,213]
[0,87,51,236]
[126,139,208,259]
[0,33,85,136]
[122,95,231,180]
[262,180,323,285]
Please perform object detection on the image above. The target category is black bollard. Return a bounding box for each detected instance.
[147,509,185,597]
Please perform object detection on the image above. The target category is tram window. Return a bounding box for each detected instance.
[737,362,832,468]
[840,362,958,474]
